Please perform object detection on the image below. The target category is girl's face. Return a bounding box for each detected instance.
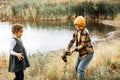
[15,29,24,38]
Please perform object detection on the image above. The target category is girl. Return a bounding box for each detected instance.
[8,24,30,80]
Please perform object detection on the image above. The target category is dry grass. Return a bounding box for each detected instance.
[0,38,120,80]
[101,14,120,27]
[86,39,120,80]
[25,39,120,80]
[114,14,120,26]
[0,53,14,80]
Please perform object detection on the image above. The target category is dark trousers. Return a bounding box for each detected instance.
[14,71,24,80]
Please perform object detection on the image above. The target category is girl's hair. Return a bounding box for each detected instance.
[12,23,23,34]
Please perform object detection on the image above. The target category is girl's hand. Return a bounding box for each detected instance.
[16,53,24,61]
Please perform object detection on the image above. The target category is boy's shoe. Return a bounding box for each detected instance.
[61,55,67,62]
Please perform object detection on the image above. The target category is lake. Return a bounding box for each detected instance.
[0,20,116,55]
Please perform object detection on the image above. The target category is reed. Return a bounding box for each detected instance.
[1,0,120,21]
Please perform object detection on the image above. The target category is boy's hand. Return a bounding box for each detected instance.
[70,48,75,54]
[16,53,24,61]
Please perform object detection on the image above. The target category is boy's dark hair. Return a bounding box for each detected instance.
[12,24,23,34]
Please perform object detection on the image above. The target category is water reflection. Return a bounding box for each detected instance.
[86,20,116,35]
[23,20,116,37]
[0,21,116,54]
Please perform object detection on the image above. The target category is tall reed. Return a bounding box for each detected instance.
[1,0,120,21]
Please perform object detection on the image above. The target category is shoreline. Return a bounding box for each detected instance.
[101,20,120,27]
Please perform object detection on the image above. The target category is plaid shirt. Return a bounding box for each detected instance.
[67,28,94,57]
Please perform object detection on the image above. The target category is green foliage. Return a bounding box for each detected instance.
[1,0,120,21]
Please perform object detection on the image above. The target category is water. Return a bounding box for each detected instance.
[0,21,116,54]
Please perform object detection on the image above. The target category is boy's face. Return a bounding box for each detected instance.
[15,29,24,38]
[75,24,84,31]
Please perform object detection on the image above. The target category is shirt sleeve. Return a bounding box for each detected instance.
[67,32,76,50]
[9,38,17,56]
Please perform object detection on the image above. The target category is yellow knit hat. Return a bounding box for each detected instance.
[74,16,86,27]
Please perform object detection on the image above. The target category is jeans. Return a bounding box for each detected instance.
[75,53,94,80]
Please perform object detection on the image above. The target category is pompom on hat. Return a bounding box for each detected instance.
[74,16,86,27]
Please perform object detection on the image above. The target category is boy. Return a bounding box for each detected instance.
[8,24,30,80]
[61,16,94,80]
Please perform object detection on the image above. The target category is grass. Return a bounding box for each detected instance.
[0,0,120,21]
[26,39,120,80]
[0,52,14,80]
[101,14,120,27]
[1,38,120,80]
[114,14,120,23]
[86,39,120,80]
